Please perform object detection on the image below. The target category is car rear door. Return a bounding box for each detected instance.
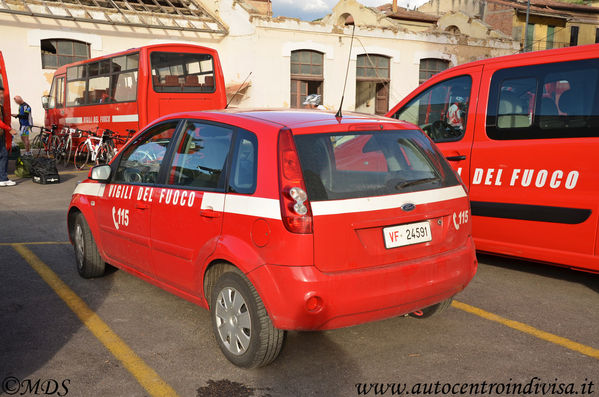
[294,128,470,273]
[149,120,234,295]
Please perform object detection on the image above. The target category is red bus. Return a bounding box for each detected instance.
[0,51,12,149]
[43,43,226,137]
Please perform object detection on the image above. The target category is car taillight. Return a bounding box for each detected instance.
[278,128,313,234]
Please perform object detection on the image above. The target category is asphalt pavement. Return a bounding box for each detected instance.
[0,160,597,397]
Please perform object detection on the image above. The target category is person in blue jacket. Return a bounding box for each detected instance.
[12,95,32,155]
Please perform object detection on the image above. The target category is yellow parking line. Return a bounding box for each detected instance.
[453,300,599,360]
[12,244,179,397]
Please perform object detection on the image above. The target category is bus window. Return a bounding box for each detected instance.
[66,65,86,106]
[55,76,65,108]
[45,44,225,137]
[113,71,137,102]
[151,52,215,93]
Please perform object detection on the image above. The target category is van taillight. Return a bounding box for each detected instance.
[278,128,313,234]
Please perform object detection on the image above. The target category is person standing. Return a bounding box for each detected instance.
[12,95,32,155]
[0,87,18,186]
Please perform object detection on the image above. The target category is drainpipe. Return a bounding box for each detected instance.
[393,0,398,13]
[523,0,531,52]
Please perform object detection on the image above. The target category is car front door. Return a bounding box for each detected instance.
[388,66,483,189]
[95,120,180,274]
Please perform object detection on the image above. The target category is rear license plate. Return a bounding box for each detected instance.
[383,221,432,249]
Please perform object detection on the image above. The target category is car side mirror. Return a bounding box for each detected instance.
[90,164,111,182]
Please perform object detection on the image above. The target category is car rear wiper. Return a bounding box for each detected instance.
[396,177,440,189]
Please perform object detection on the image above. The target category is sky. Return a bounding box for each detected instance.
[271,0,429,22]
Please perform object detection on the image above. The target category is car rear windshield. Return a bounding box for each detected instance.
[294,129,459,201]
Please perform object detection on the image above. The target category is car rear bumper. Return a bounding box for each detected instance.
[247,237,477,330]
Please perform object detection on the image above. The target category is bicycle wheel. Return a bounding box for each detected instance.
[54,137,64,163]
[31,134,44,158]
[74,142,90,170]
[47,135,60,158]
[63,135,73,167]
[101,140,116,164]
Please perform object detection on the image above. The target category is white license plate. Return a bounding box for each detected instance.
[383,221,432,249]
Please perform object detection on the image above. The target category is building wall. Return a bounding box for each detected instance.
[512,13,599,51]
[0,0,518,129]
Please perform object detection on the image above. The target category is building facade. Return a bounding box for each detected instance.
[419,0,599,51]
[0,0,518,127]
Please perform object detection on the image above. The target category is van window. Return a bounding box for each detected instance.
[496,78,536,129]
[294,130,459,201]
[390,75,472,143]
[487,58,599,139]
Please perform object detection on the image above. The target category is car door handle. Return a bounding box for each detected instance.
[200,209,221,218]
[446,155,467,161]
[135,203,150,210]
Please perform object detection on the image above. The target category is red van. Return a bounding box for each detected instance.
[67,110,477,367]
[388,43,599,273]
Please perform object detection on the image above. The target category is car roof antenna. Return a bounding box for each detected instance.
[336,24,356,119]
[225,72,252,109]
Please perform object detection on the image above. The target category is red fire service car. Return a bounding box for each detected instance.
[388,43,599,273]
[67,110,477,367]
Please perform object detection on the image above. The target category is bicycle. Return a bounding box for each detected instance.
[30,125,59,158]
[73,128,118,170]
[55,127,83,167]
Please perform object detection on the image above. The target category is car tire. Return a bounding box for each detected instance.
[409,298,453,319]
[73,213,106,278]
[210,269,285,368]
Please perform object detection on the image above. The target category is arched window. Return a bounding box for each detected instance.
[290,50,323,108]
[419,58,450,84]
[355,54,390,115]
[41,39,90,69]
[446,25,461,35]
[338,13,354,26]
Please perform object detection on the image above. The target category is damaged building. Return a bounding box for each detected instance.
[0,0,523,126]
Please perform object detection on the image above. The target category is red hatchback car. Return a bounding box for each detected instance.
[67,110,477,367]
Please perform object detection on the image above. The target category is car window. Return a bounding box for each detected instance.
[168,121,233,190]
[391,75,472,143]
[113,121,179,184]
[295,130,459,201]
[229,129,258,194]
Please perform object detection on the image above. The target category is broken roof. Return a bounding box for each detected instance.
[488,0,599,22]
[377,3,439,23]
[0,0,228,33]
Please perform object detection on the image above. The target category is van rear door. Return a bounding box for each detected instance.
[294,128,470,273]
